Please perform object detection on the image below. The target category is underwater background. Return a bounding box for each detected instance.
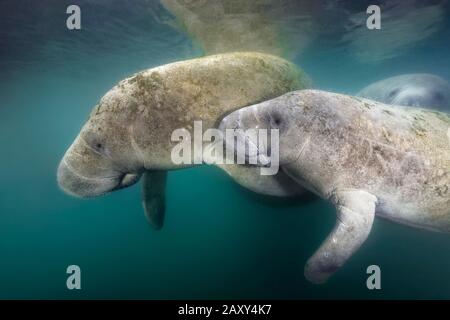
[1,0,450,299]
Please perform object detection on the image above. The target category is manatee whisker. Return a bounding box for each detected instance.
[62,158,122,181]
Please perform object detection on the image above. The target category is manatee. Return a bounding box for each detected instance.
[57,52,311,229]
[357,74,450,112]
[160,0,316,59]
[219,89,450,284]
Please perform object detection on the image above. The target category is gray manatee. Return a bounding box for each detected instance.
[357,74,450,112]
[219,89,450,284]
[57,52,310,228]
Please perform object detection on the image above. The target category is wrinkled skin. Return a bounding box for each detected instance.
[58,52,310,199]
[357,74,450,112]
[57,101,143,197]
[220,89,450,283]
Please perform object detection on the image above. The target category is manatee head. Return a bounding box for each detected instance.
[219,91,310,166]
[357,74,450,111]
[58,85,145,197]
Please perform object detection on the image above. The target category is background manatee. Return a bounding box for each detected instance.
[160,0,316,59]
[58,52,311,228]
[357,74,450,112]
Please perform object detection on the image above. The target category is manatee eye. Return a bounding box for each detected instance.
[270,112,283,127]
[273,116,281,126]
[433,92,444,102]
[389,88,399,98]
[92,141,105,153]
[83,131,107,154]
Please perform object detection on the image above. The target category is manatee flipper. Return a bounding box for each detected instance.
[142,171,168,230]
[305,189,377,284]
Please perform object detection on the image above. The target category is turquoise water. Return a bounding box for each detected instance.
[1,0,450,299]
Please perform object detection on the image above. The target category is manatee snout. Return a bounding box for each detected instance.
[57,159,140,198]
[219,106,270,165]
[57,136,141,197]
